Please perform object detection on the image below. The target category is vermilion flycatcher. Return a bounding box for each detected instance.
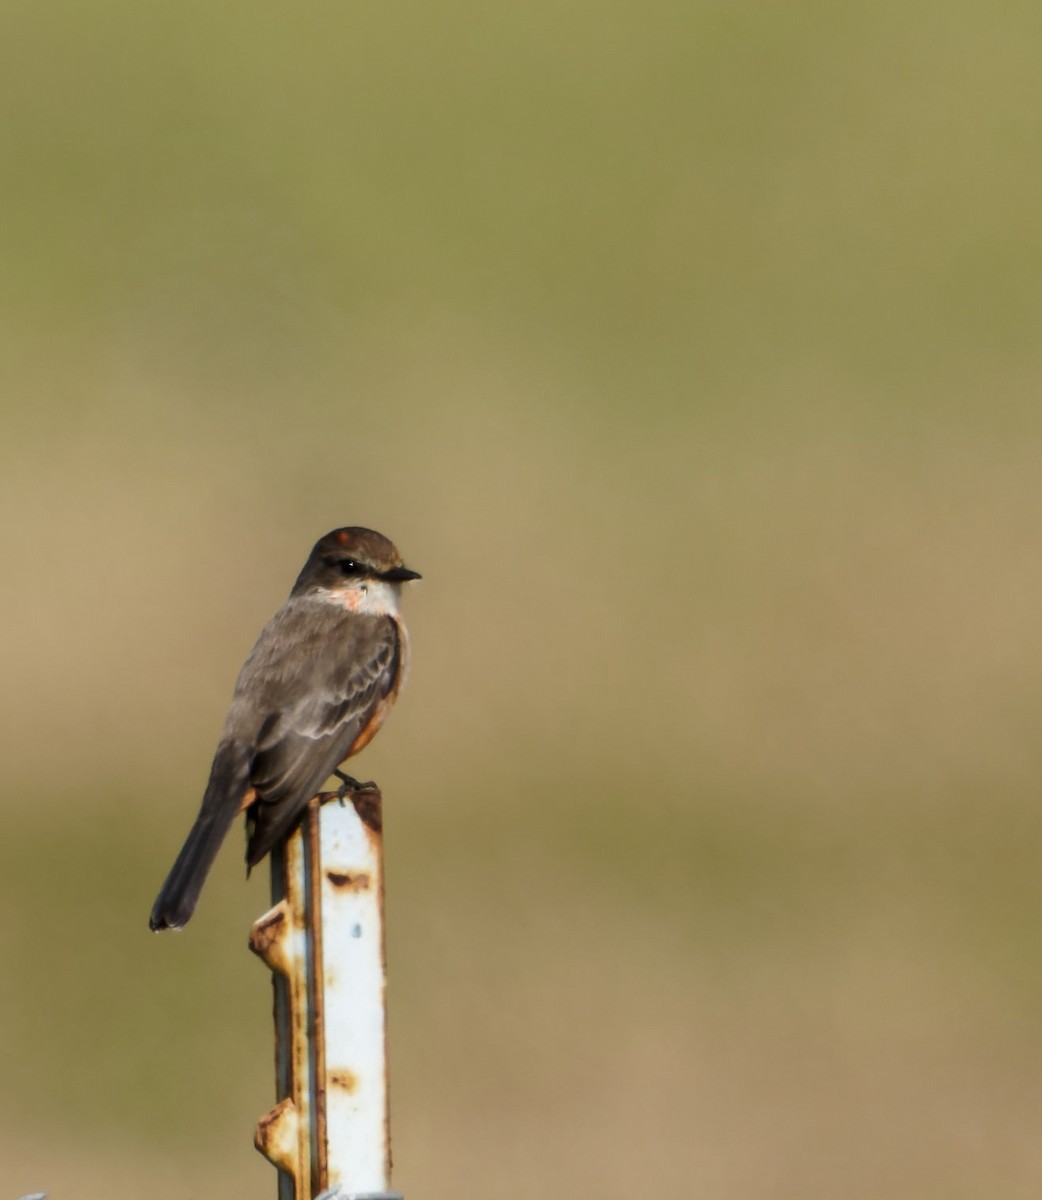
[149,527,420,931]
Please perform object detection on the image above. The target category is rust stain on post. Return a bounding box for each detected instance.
[326,870,372,891]
[329,1068,360,1093]
[249,902,289,970]
[351,788,383,833]
[254,1096,300,1173]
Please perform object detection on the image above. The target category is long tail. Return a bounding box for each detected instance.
[149,742,250,931]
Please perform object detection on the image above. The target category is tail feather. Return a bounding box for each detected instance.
[149,741,250,930]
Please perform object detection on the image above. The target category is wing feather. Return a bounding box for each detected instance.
[215,596,403,864]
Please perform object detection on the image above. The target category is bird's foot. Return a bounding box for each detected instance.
[334,770,378,805]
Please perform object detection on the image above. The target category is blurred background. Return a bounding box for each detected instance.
[3,1,1042,1196]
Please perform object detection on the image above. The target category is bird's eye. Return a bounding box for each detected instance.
[337,558,362,576]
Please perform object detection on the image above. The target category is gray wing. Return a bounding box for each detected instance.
[220,596,401,865]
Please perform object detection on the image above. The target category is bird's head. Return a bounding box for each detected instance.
[293,527,421,614]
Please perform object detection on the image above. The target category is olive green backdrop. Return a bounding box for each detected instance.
[3,3,1042,1197]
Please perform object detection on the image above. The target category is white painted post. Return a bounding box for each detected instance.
[251,790,403,1200]
[319,796,392,1189]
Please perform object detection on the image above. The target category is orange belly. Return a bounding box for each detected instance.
[344,692,397,758]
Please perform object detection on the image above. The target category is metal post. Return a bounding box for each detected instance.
[250,790,403,1200]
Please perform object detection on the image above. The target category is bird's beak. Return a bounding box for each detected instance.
[382,566,422,583]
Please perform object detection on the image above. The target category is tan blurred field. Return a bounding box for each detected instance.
[3,2,1042,1197]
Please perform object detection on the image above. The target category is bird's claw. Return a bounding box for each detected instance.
[333,770,378,805]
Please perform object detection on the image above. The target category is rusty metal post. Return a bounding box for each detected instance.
[250,790,402,1200]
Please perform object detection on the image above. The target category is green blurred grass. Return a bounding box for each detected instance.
[3,1,1042,1197]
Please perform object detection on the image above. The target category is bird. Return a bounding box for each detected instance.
[149,526,420,930]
